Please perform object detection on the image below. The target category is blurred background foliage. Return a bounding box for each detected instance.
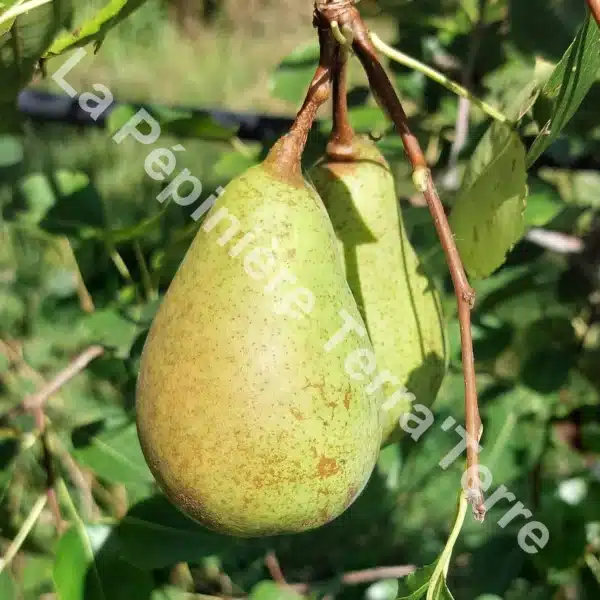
[1,0,600,599]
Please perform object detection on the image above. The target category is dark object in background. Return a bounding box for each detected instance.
[17,89,294,142]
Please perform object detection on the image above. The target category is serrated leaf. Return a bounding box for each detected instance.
[397,563,454,600]
[269,41,319,104]
[450,122,527,279]
[527,14,600,167]
[72,421,154,485]
[0,0,72,132]
[44,0,148,57]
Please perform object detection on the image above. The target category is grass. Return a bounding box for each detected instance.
[46,0,315,111]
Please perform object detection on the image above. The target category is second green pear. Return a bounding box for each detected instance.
[309,136,448,445]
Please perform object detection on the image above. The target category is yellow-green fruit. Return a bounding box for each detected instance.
[309,136,447,446]
[135,138,382,538]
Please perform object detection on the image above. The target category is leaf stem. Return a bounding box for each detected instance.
[426,492,469,600]
[369,32,511,126]
[133,241,157,302]
[0,494,47,575]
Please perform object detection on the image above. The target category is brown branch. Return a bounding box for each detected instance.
[588,0,600,28]
[316,1,485,520]
[265,551,288,586]
[264,14,336,181]
[22,345,105,533]
[283,565,416,595]
[23,345,105,413]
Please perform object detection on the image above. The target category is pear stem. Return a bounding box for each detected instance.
[327,23,357,159]
[588,0,600,28]
[265,17,336,182]
[317,1,485,521]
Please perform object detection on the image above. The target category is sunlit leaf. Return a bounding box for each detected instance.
[527,13,600,166]
[249,581,303,600]
[45,0,148,57]
[72,421,153,485]
[269,41,319,104]
[397,563,454,600]
[0,0,72,131]
[450,122,528,278]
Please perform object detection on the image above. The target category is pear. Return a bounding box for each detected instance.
[135,135,383,538]
[309,135,447,446]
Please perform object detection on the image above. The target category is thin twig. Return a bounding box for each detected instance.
[316,1,485,520]
[60,238,95,313]
[525,229,584,254]
[284,565,416,594]
[265,551,288,586]
[588,0,600,28]
[23,345,105,413]
[21,346,104,533]
[443,0,488,190]
[50,432,99,522]
[0,494,47,575]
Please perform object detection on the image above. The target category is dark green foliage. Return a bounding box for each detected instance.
[1,0,600,599]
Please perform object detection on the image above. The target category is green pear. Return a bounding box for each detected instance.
[136,136,383,538]
[309,135,447,446]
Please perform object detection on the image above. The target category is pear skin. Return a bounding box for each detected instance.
[136,138,382,537]
[309,136,448,446]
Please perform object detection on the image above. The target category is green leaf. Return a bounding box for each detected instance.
[0,570,16,600]
[38,169,106,236]
[45,0,148,57]
[249,581,303,600]
[397,564,454,600]
[346,105,390,135]
[72,421,154,486]
[114,495,233,569]
[0,134,23,169]
[16,173,56,223]
[151,587,198,600]
[212,148,261,182]
[538,167,600,207]
[269,41,319,104]
[449,122,528,279]
[366,579,399,600]
[107,104,237,141]
[527,14,600,167]
[53,524,153,600]
[76,309,139,355]
[524,178,564,227]
[0,0,72,132]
